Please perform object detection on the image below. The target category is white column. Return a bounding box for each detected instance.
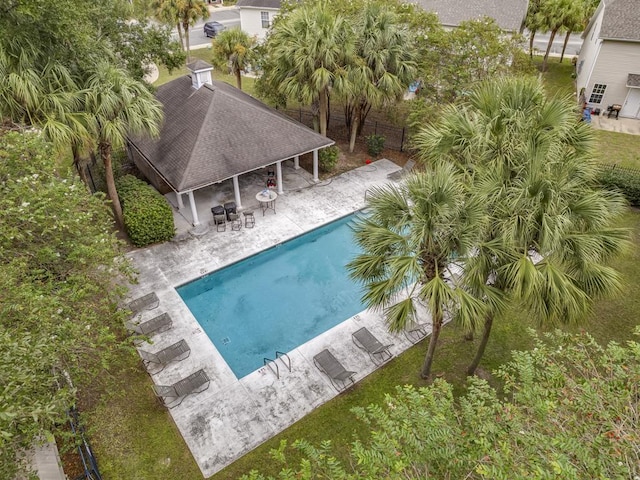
[188,190,200,226]
[276,161,284,195]
[293,155,300,169]
[232,175,242,209]
[176,192,185,209]
[312,150,319,182]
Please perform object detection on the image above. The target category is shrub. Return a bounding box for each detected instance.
[366,134,386,157]
[116,175,175,247]
[319,146,339,172]
[597,166,640,207]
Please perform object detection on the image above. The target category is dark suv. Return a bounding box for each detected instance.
[204,21,225,38]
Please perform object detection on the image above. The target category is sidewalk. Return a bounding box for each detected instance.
[590,114,640,136]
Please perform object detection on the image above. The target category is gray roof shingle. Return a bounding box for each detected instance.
[236,0,281,8]
[627,74,640,87]
[600,0,640,42]
[130,77,333,192]
[411,0,529,32]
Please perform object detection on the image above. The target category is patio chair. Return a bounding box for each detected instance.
[243,210,255,228]
[229,212,242,231]
[153,368,211,408]
[404,321,429,344]
[313,349,356,392]
[126,312,172,336]
[126,292,159,315]
[351,327,393,365]
[139,339,191,373]
[213,214,227,232]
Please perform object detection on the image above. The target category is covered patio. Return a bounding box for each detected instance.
[127,60,334,228]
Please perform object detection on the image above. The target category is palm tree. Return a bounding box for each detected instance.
[264,3,354,136]
[84,63,163,227]
[347,167,489,379]
[540,0,580,70]
[153,0,185,51]
[343,3,416,153]
[414,77,629,376]
[177,0,208,62]
[0,40,89,147]
[211,29,256,90]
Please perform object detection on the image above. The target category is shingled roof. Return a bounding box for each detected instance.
[599,0,640,42]
[411,0,528,32]
[236,0,281,8]
[130,76,333,193]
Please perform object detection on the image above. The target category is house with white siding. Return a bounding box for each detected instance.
[236,0,281,42]
[576,0,640,119]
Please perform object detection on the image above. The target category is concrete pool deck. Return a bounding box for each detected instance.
[125,159,433,477]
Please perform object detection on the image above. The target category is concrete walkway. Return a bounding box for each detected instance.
[590,114,640,135]
[125,159,434,477]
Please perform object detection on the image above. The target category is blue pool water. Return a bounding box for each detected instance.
[176,213,366,378]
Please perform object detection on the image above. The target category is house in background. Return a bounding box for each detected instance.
[236,0,281,42]
[127,60,333,227]
[409,0,529,33]
[577,0,640,119]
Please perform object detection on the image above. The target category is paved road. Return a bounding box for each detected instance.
[527,30,583,57]
[172,8,240,49]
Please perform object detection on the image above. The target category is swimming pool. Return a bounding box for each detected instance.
[176,213,366,378]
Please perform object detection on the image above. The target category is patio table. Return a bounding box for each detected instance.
[256,190,277,215]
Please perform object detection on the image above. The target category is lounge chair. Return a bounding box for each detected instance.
[387,159,415,181]
[153,368,211,408]
[313,349,356,392]
[404,322,429,344]
[139,339,191,373]
[126,312,172,336]
[352,327,393,365]
[127,292,159,314]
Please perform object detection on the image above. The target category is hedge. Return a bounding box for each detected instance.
[319,146,339,172]
[597,166,640,207]
[117,175,175,247]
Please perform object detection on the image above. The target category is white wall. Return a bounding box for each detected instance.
[239,7,279,42]
[584,41,640,111]
[576,4,605,99]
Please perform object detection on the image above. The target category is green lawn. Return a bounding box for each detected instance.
[592,130,640,169]
[154,48,256,95]
[533,55,576,98]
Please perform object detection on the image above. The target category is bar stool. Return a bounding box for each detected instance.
[243,210,255,228]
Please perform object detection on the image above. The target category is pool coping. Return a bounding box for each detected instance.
[125,159,434,477]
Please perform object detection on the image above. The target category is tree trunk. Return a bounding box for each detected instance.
[176,23,184,51]
[559,30,571,63]
[100,143,124,228]
[542,29,558,71]
[348,110,359,153]
[318,88,327,137]
[183,20,191,62]
[466,315,494,376]
[529,28,537,58]
[234,67,242,90]
[420,314,442,379]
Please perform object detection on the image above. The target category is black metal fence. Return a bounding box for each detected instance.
[282,108,409,152]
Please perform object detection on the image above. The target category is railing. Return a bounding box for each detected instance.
[263,351,292,379]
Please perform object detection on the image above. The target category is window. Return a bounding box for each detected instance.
[261,11,270,29]
[589,83,607,103]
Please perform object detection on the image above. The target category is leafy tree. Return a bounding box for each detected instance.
[342,2,416,152]
[414,77,629,375]
[347,167,489,379]
[242,328,640,479]
[84,63,163,227]
[262,2,354,136]
[0,131,132,478]
[211,29,257,90]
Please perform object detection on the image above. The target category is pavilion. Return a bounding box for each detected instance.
[127,60,334,226]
